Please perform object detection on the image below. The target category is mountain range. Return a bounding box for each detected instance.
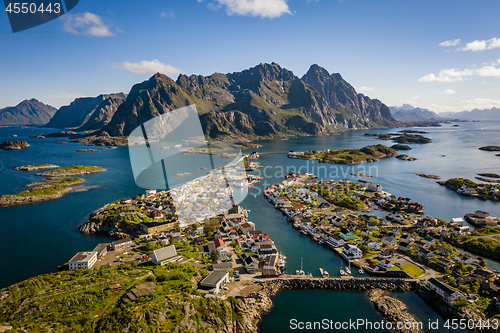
[439,108,500,120]
[389,104,441,123]
[0,99,57,125]
[99,63,399,139]
[2,63,401,138]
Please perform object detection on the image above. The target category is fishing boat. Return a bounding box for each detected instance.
[317,239,324,245]
[323,270,329,278]
[359,268,365,275]
[278,254,286,268]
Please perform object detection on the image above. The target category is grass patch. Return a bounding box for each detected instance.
[400,263,425,277]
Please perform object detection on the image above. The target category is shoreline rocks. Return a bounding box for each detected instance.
[13,164,59,171]
[36,165,106,177]
[368,289,422,333]
[0,140,30,150]
[396,154,417,161]
[416,174,440,180]
[479,146,500,151]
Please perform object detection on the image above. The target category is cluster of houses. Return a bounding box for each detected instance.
[458,185,500,196]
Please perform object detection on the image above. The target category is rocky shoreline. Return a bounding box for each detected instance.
[368,289,422,333]
[416,174,440,179]
[13,164,59,171]
[417,288,499,333]
[0,140,30,150]
[0,187,73,208]
[396,154,418,161]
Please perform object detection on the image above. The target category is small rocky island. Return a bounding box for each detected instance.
[396,154,418,161]
[0,140,30,150]
[36,165,106,177]
[13,164,59,171]
[479,146,500,151]
[290,144,399,165]
[0,165,105,208]
[416,174,440,180]
[364,132,432,144]
[174,172,194,177]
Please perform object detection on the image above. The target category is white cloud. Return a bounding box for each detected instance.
[209,0,291,18]
[462,98,500,110]
[461,37,500,51]
[63,12,114,37]
[160,11,175,18]
[439,39,460,47]
[434,89,456,95]
[357,86,374,92]
[110,59,182,75]
[418,63,500,83]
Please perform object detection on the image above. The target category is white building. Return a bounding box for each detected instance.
[426,278,462,304]
[69,251,97,270]
[341,244,362,260]
[151,245,178,265]
[200,271,230,294]
[368,242,381,251]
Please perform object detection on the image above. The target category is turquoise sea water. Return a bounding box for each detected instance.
[0,121,499,331]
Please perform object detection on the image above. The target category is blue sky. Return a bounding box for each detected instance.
[1,0,500,113]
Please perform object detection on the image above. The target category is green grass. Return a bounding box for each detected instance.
[400,263,426,277]
[296,144,398,164]
[38,165,105,176]
[7,185,69,197]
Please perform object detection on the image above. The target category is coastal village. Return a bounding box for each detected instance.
[2,153,500,331]
[57,151,500,328]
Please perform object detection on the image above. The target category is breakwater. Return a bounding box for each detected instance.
[264,277,416,295]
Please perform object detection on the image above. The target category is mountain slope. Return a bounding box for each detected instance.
[45,94,125,129]
[390,104,441,123]
[101,63,399,139]
[77,93,126,131]
[0,99,57,125]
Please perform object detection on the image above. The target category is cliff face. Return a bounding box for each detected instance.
[0,98,56,125]
[45,93,126,129]
[100,63,399,139]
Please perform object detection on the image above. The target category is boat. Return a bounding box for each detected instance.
[346,260,351,275]
[318,239,324,245]
[301,230,308,235]
[323,270,329,278]
[296,257,305,275]
[340,261,347,276]
[359,268,365,275]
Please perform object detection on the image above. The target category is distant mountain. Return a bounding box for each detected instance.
[45,93,126,130]
[100,63,399,139]
[439,108,500,120]
[0,99,57,125]
[390,104,441,123]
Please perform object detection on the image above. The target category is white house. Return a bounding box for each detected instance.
[200,271,230,294]
[426,278,462,304]
[151,245,178,265]
[69,251,97,270]
[398,242,411,252]
[368,242,381,251]
[377,259,393,269]
[342,244,362,260]
[384,236,397,247]
[325,234,344,248]
[241,253,258,273]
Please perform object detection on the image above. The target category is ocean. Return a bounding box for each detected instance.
[0,121,499,331]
